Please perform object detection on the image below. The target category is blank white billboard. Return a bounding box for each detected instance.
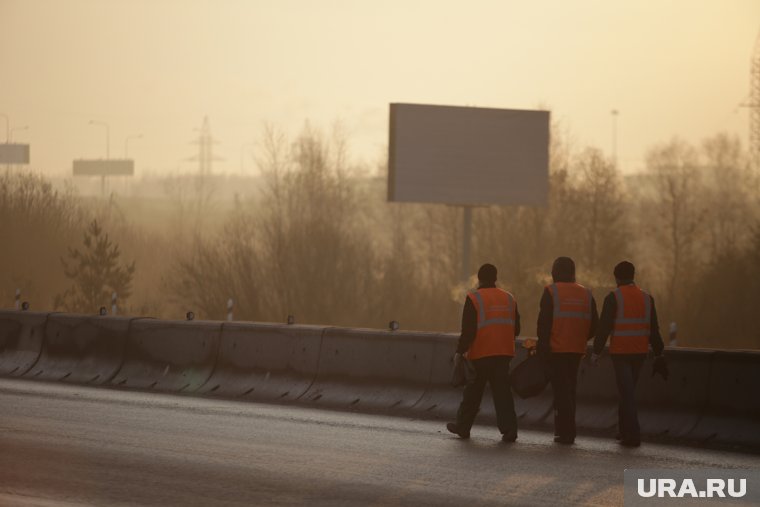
[388,103,549,206]
[0,144,30,164]
[73,159,134,176]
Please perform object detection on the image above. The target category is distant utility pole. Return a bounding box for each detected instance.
[9,125,28,142]
[0,113,8,143]
[611,109,619,169]
[89,120,110,159]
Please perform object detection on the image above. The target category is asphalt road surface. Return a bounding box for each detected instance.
[0,379,756,506]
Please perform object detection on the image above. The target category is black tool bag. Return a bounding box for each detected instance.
[451,356,476,387]
[509,353,549,398]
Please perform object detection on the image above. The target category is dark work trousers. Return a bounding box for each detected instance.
[548,353,582,440]
[611,354,646,442]
[456,355,517,435]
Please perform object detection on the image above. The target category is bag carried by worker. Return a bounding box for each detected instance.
[509,353,549,399]
[652,355,669,380]
[451,355,476,387]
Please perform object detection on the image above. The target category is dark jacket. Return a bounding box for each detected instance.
[593,284,664,356]
[536,286,598,356]
[456,283,521,354]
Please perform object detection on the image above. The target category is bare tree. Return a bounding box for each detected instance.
[573,147,628,279]
[162,171,216,242]
[701,133,755,258]
[0,172,84,308]
[645,138,704,323]
[169,124,376,326]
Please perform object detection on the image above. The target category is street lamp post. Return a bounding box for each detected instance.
[0,114,8,143]
[611,109,619,169]
[9,125,29,142]
[89,120,110,159]
[125,134,143,158]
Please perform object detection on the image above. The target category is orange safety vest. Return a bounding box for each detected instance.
[466,288,516,359]
[609,284,651,354]
[548,282,593,354]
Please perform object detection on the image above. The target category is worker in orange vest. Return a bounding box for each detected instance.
[592,261,666,447]
[447,263,519,442]
[536,257,598,445]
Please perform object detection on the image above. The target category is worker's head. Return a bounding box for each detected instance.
[551,257,576,283]
[477,263,498,286]
[613,261,635,285]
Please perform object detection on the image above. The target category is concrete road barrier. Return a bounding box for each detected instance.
[408,333,462,421]
[302,327,436,414]
[0,311,48,377]
[25,314,132,385]
[0,308,758,450]
[574,349,715,439]
[198,322,324,402]
[636,349,713,439]
[692,350,760,448]
[109,319,221,392]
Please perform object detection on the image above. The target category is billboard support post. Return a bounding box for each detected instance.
[461,206,472,283]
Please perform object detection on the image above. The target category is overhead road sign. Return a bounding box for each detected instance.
[0,144,30,164]
[72,159,134,176]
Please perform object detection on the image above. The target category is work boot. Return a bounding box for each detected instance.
[618,439,641,448]
[553,436,574,445]
[501,431,517,443]
[446,422,470,439]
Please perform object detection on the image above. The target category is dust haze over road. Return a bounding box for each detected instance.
[0,379,755,506]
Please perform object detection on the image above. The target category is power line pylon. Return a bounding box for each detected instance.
[188,116,222,176]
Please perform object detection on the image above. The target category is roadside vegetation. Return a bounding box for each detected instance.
[1,125,756,349]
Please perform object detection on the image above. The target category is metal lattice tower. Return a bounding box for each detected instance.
[188,116,221,176]
[750,30,760,165]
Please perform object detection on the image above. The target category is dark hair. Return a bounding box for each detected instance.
[477,263,498,283]
[551,257,576,283]
[614,261,635,281]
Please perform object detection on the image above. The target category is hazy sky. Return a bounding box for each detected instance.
[1,0,758,177]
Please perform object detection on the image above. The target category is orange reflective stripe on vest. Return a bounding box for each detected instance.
[548,282,592,354]
[609,284,651,354]
[466,288,516,359]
